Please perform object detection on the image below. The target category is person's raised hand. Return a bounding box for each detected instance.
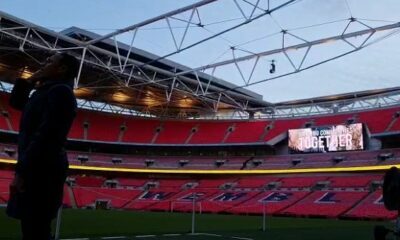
[27,69,45,84]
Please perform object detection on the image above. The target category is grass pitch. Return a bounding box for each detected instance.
[0,208,392,240]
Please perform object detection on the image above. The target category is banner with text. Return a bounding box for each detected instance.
[288,123,364,153]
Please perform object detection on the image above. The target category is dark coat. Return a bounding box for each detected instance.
[6,78,77,219]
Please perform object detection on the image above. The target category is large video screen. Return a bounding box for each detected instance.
[288,123,364,154]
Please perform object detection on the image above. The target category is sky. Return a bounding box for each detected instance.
[1,0,400,103]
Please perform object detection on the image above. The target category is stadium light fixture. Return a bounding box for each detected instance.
[73,87,93,97]
[178,97,194,108]
[112,91,130,102]
[20,66,33,79]
[143,95,160,107]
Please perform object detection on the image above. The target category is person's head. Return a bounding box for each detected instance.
[39,53,80,82]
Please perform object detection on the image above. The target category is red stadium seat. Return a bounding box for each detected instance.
[358,108,397,133]
[328,175,382,188]
[189,121,231,144]
[75,176,106,187]
[230,190,310,215]
[264,119,306,141]
[235,177,280,189]
[86,112,123,142]
[68,111,85,139]
[73,187,141,208]
[125,188,179,211]
[279,176,328,188]
[117,178,148,187]
[199,191,261,213]
[122,119,160,143]
[282,191,368,218]
[0,178,10,203]
[197,179,235,189]
[0,169,14,179]
[225,121,268,143]
[155,121,194,144]
[344,190,397,219]
[0,91,399,144]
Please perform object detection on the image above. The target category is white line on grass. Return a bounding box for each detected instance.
[162,234,182,237]
[101,237,128,239]
[135,235,156,238]
[61,238,90,240]
[189,233,222,237]
[231,237,254,240]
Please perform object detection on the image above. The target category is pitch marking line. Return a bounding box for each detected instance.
[62,232,235,240]
[189,233,222,237]
[231,237,254,240]
[61,238,90,240]
[135,235,156,238]
[101,237,128,239]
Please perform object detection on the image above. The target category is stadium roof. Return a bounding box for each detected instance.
[0,10,269,118]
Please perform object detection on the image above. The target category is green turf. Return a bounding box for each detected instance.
[0,208,394,240]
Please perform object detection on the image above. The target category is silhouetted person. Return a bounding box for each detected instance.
[7,53,79,240]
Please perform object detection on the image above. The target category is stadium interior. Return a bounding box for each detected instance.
[1,1,400,239]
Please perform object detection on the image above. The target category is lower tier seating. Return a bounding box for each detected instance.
[229,191,310,215]
[73,187,142,208]
[0,169,396,219]
[344,190,397,219]
[0,178,10,204]
[281,191,369,218]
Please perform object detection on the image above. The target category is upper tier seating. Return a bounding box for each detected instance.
[389,112,400,132]
[122,119,160,143]
[85,111,123,142]
[263,119,306,141]
[0,94,20,131]
[224,121,269,143]
[357,108,398,134]
[189,122,231,144]
[0,91,399,145]
[155,121,194,144]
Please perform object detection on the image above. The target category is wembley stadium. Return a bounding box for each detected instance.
[1,0,400,239]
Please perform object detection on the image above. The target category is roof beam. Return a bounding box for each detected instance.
[84,0,217,45]
[183,21,400,71]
